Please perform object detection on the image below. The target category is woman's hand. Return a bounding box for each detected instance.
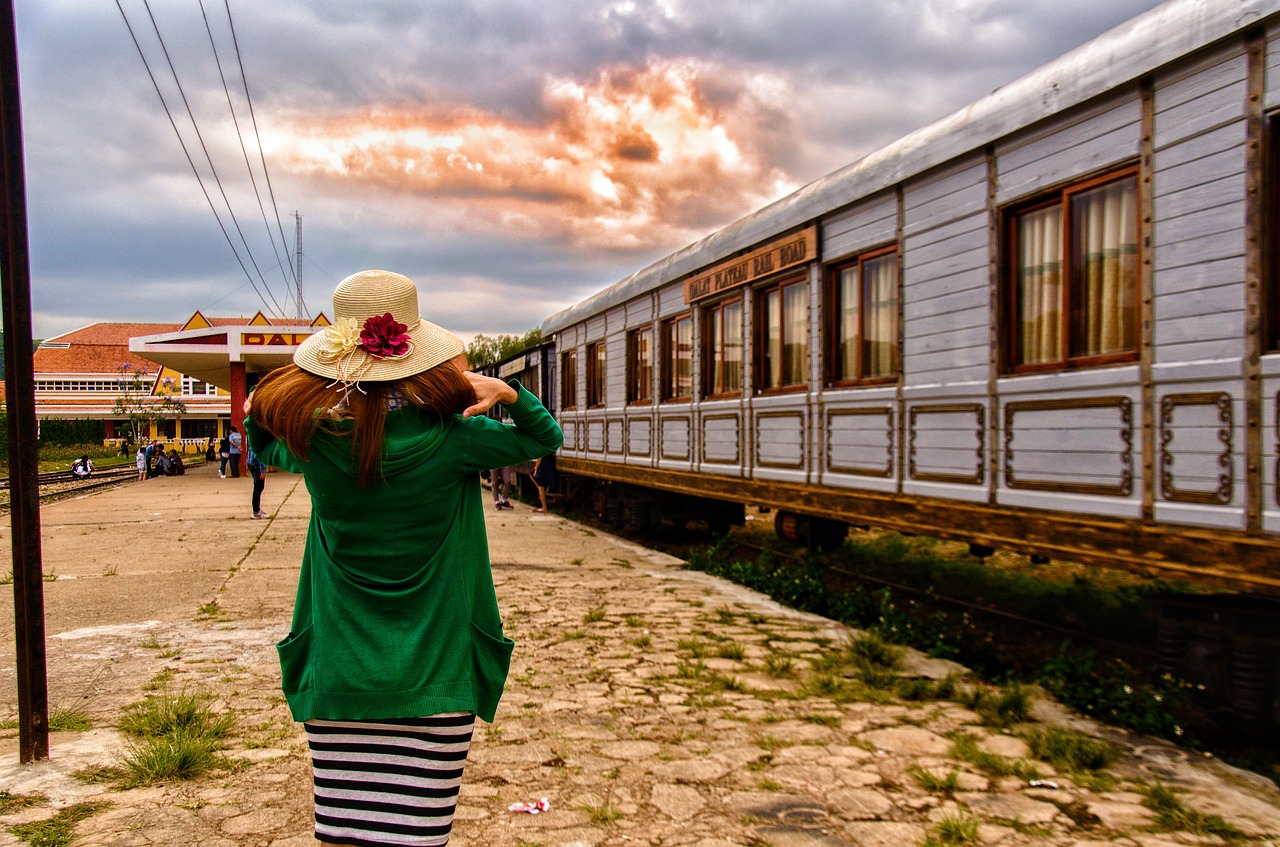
[462,372,518,418]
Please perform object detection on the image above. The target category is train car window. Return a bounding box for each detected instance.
[1005,167,1139,372]
[756,277,808,392]
[826,247,899,385]
[661,313,693,401]
[586,341,607,407]
[1267,113,1280,352]
[704,297,743,397]
[627,325,654,404]
[561,349,578,410]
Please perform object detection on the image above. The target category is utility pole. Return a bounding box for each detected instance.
[0,0,49,763]
[295,212,303,321]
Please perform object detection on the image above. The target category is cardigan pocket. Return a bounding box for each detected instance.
[276,625,314,697]
[469,621,515,722]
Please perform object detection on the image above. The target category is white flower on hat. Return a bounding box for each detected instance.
[316,317,362,363]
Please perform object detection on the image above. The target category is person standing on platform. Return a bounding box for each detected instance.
[490,465,512,510]
[228,426,243,478]
[135,445,147,482]
[243,269,562,847]
[247,445,266,519]
[532,451,557,513]
[218,433,231,478]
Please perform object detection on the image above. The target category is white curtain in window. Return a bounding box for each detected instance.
[863,254,897,377]
[783,283,807,386]
[1074,178,1137,356]
[763,288,781,388]
[723,301,743,393]
[1017,205,1063,365]
[838,267,859,379]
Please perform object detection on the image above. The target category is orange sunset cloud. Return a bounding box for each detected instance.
[278,60,799,251]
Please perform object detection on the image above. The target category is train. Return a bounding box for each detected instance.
[485,0,1280,599]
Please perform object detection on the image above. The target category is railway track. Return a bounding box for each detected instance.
[0,461,206,512]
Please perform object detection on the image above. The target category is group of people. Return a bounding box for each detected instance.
[133,440,185,480]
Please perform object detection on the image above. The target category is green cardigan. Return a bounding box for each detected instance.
[244,383,562,723]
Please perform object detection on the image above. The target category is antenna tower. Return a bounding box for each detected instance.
[294,212,304,320]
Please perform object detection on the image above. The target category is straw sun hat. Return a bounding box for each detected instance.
[293,269,465,384]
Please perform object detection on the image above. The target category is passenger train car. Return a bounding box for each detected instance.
[531,0,1280,595]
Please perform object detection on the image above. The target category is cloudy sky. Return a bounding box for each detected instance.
[14,0,1163,342]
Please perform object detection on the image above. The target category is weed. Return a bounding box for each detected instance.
[578,800,621,825]
[764,655,795,678]
[158,647,183,659]
[962,681,1033,728]
[559,630,587,642]
[570,557,584,565]
[583,606,607,623]
[1022,726,1120,773]
[72,765,126,784]
[10,801,111,847]
[675,659,706,679]
[42,570,58,582]
[120,733,224,786]
[143,670,174,691]
[48,706,92,732]
[800,714,841,727]
[0,790,45,814]
[949,732,1040,780]
[848,632,904,670]
[746,753,774,771]
[715,641,746,661]
[624,615,645,627]
[758,778,782,791]
[909,764,960,793]
[927,811,980,845]
[0,570,11,585]
[801,672,848,699]
[138,633,167,650]
[1139,782,1246,839]
[196,600,220,619]
[677,638,709,658]
[117,689,233,740]
[631,635,651,649]
[755,735,789,751]
[101,564,118,577]
[715,608,736,624]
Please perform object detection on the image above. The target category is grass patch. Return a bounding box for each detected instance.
[949,731,1040,780]
[1022,726,1120,773]
[9,801,111,847]
[763,655,795,678]
[48,707,92,732]
[897,673,960,701]
[583,606,607,623]
[0,790,45,814]
[578,800,621,825]
[1139,782,1246,840]
[925,811,980,846]
[961,681,1033,728]
[114,687,235,786]
[715,641,746,661]
[909,764,960,793]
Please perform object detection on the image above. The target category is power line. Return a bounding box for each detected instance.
[199,0,295,311]
[112,0,277,317]
[137,0,286,318]
[223,0,302,316]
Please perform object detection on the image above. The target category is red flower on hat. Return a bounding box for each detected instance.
[359,313,412,359]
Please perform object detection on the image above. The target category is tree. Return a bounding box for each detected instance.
[112,363,185,445]
[465,328,543,370]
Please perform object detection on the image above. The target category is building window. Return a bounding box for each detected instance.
[755,276,808,392]
[586,341,607,407]
[626,325,653,404]
[561,349,578,410]
[661,313,693,401]
[1005,167,1139,371]
[703,297,743,397]
[828,247,899,384]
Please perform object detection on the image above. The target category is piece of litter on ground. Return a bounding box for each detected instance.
[508,798,550,814]
[1029,780,1059,789]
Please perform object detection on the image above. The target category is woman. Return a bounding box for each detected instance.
[531,451,557,513]
[244,270,561,847]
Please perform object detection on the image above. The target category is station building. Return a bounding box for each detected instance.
[33,309,326,450]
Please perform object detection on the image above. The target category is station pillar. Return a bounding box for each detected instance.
[229,361,246,476]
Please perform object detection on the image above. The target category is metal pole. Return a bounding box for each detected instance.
[0,0,49,763]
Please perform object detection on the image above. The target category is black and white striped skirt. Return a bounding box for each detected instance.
[305,712,475,847]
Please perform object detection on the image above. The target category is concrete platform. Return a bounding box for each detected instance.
[0,462,1278,846]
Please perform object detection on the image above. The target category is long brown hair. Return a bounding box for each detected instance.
[250,361,476,487]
